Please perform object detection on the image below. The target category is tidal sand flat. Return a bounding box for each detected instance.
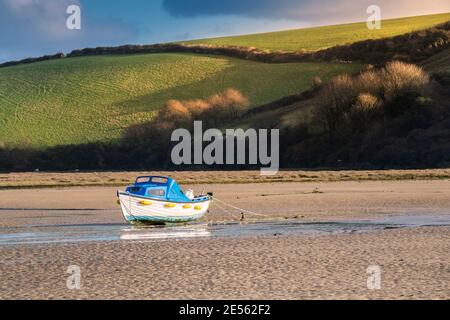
[0,179,449,299]
[1,179,450,227]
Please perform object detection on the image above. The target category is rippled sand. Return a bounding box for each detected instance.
[0,227,449,299]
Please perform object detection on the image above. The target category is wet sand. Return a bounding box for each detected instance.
[0,179,449,299]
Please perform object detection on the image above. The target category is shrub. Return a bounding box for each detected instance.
[160,99,192,125]
[356,69,383,95]
[205,88,249,124]
[311,76,323,90]
[381,61,430,101]
[314,61,432,140]
[155,88,248,128]
[354,93,381,113]
[349,93,381,132]
[315,74,357,137]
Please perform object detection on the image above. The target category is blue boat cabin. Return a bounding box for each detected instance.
[125,176,210,203]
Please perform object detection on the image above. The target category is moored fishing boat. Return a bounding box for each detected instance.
[117,176,212,224]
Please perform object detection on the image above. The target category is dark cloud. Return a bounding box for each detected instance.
[0,0,138,61]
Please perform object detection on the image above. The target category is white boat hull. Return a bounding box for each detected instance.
[118,192,211,224]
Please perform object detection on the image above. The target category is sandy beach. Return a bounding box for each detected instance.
[0,178,449,299]
[1,179,450,226]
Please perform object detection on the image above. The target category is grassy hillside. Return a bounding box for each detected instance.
[183,13,450,52]
[0,53,359,147]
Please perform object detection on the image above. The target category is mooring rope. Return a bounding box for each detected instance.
[212,200,240,220]
[213,197,269,218]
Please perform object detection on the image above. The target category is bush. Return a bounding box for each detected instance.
[349,93,381,132]
[154,88,249,128]
[315,74,357,137]
[160,100,193,125]
[311,76,323,90]
[354,93,380,112]
[314,61,431,138]
[356,69,383,94]
[381,61,430,102]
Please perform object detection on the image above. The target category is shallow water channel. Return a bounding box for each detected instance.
[0,213,449,246]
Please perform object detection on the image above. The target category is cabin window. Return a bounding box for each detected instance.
[136,177,151,184]
[129,187,141,193]
[148,189,165,197]
[151,177,168,184]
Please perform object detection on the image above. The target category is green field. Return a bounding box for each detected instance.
[183,13,450,52]
[2,13,447,149]
[0,53,360,148]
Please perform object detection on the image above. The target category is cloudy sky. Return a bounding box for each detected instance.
[1,0,449,62]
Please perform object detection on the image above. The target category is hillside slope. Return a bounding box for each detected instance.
[1,33,450,170]
[422,49,450,72]
[0,53,359,147]
[183,13,450,52]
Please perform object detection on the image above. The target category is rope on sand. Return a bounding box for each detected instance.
[213,197,269,220]
[212,200,240,220]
